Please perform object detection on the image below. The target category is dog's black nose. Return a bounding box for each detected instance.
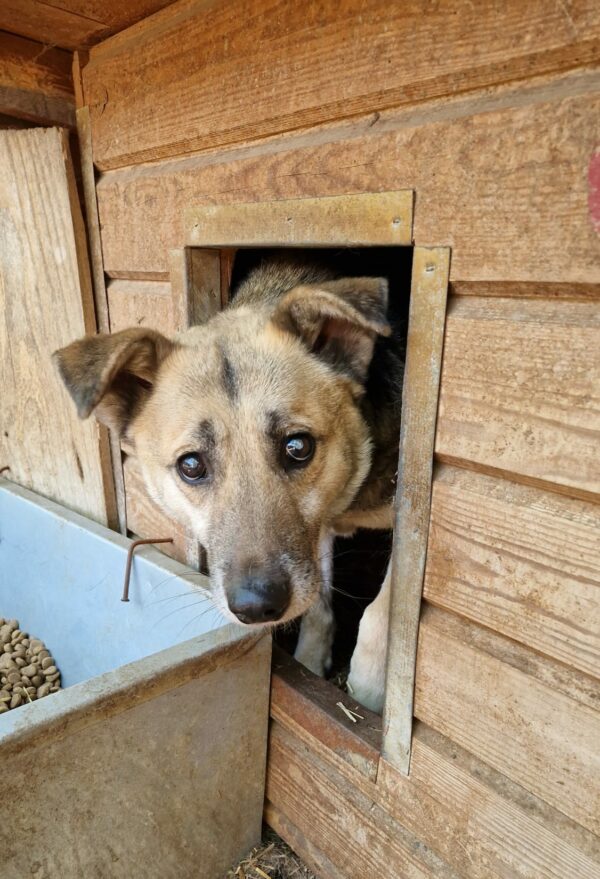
[227,573,291,624]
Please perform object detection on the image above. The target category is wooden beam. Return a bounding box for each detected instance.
[382,246,450,775]
[0,30,75,126]
[0,1,177,52]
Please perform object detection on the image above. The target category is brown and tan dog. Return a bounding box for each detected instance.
[55,258,404,712]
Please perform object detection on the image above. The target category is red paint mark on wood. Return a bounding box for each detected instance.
[588,147,600,235]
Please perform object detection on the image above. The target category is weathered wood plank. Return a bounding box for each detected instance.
[75,101,127,533]
[378,724,600,879]
[382,247,449,774]
[450,281,600,300]
[265,802,345,879]
[107,279,176,334]
[0,128,114,524]
[266,717,600,879]
[271,645,381,781]
[0,31,74,126]
[425,465,600,679]
[435,296,600,498]
[95,71,600,284]
[82,0,600,169]
[0,1,177,51]
[269,639,600,877]
[186,191,413,247]
[415,605,600,835]
[267,723,458,879]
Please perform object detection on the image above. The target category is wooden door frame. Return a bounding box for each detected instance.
[173,190,450,777]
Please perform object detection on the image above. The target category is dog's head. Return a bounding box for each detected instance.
[54,275,389,627]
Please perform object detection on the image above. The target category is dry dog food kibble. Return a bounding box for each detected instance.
[0,618,62,714]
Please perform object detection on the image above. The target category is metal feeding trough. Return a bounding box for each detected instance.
[0,481,270,879]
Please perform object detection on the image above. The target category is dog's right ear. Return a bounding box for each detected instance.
[53,328,176,436]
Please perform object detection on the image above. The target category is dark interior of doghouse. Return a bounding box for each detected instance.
[228,245,412,678]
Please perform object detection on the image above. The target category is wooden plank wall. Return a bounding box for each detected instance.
[77,0,600,874]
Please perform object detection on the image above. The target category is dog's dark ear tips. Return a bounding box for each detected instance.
[272,276,391,384]
[53,328,175,435]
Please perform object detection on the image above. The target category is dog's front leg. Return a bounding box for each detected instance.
[294,531,335,676]
[347,561,391,713]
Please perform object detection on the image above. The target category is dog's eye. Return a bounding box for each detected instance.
[283,433,315,468]
[177,452,209,484]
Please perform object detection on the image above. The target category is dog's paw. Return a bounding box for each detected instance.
[347,598,388,714]
[346,662,385,714]
[294,641,331,677]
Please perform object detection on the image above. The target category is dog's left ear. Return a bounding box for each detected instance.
[272,277,391,383]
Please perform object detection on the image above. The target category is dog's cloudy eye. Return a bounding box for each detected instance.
[177,452,209,484]
[283,433,315,467]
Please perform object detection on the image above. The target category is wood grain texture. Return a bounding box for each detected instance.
[266,717,600,879]
[186,191,413,247]
[0,1,178,51]
[415,605,600,835]
[435,296,600,498]
[425,465,600,679]
[107,279,176,334]
[265,802,345,879]
[0,128,112,523]
[0,31,74,125]
[123,455,200,568]
[271,645,381,781]
[450,281,600,300]
[267,723,458,879]
[184,248,221,325]
[378,725,600,879]
[383,247,449,774]
[75,104,126,533]
[95,71,600,284]
[81,0,600,169]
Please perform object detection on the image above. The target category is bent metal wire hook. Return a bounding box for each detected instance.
[121,537,174,602]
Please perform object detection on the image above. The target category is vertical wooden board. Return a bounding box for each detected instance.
[0,128,113,524]
[415,606,600,835]
[76,101,126,533]
[435,296,600,497]
[424,465,600,678]
[382,247,450,774]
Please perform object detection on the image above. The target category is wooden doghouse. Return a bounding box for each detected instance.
[1,3,599,877]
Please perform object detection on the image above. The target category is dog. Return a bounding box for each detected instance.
[54,256,404,713]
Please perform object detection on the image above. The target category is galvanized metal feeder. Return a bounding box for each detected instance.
[0,481,270,879]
